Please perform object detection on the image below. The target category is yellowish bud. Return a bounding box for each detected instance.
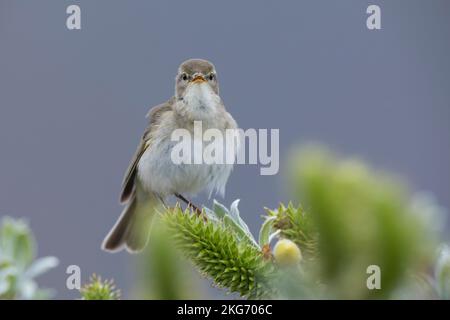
[273,239,302,266]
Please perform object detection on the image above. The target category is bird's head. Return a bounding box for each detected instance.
[175,59,219,99]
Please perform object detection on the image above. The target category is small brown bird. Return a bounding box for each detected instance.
[102,59,238,253]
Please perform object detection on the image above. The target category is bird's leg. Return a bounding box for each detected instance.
[174,193,204,217]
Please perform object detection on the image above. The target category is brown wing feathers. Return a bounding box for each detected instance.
[119,99,174,203]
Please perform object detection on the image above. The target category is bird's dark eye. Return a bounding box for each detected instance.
[208,73,216,81]
[181,73,189,81]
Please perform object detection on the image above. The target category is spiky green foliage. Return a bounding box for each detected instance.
[266,203,318,259]
[0,217,58,299]
[80,274,120,300]
[162,207,277,299]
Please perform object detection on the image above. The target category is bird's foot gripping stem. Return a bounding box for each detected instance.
[174,193,206,220]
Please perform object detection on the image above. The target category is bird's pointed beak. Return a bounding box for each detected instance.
[191,75,206,83]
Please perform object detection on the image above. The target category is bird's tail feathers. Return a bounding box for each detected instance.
[102,193,160,253]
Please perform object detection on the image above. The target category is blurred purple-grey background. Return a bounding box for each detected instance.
[0,0,449,298]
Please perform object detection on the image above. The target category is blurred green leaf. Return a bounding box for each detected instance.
[0,217,35,269]
[25,257,59,279]
[435,244,450,299]
[0,217,58,299]
[136,216,201,299]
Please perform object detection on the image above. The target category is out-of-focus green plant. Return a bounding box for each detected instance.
[396,243,450,299]
[80,274,120,300]
[162,204,277,299]
[136,217,203,299]
[289,146,435,299]
[0,217,58,299]
[433,244,450,299]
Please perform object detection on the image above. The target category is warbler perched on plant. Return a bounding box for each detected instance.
[102,59,238,253]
